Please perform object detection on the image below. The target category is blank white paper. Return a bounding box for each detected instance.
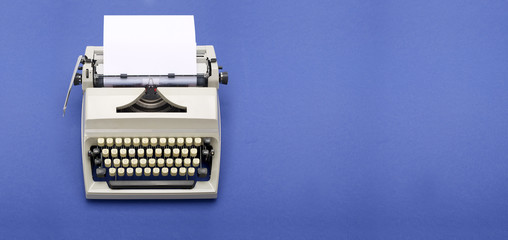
[103,15,197,76]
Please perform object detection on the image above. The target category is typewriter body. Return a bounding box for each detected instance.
[64,45,228,199]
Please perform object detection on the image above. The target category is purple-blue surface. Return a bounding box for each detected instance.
[1,1,508,239]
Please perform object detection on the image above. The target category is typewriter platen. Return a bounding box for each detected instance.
[63,44,228,199]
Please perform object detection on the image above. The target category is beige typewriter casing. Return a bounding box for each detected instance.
[80,46,222,199]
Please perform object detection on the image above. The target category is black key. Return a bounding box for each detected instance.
[107,180,196,189]
[203,138,212,146]
[198,168,208,178]
[202,149,209,157]
[94,158,102,167]
[96,167,106,178]
[92,147,100,157]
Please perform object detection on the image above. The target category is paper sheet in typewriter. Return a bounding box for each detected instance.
[103,15,197,84]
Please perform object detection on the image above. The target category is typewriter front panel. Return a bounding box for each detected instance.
[81,88,221,199]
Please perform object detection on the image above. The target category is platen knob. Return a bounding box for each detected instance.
[219,72,228,85]
[73,73,82,85]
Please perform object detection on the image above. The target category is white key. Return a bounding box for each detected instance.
[184,158,191,167]
[139,158,147,167]
[181,148,189,157]
[190,148,198,157]
[153,167,160,176]
[122,158,129,167]
[172,148,180,157]
[150,138,158,147]
[157,158,165,167]
[194,137,202,146]
[159,138,167,146]
[130,158,138,167]
[179,167,187,176]
[185,137,193,146]
[161,167,169,176]
[133,138,140,147]
[115,138,122,147]
[106,138,114,147]
[117,167,125,177]
[175,158,182,167]
[164,148,171,157]
[119,149,127,158]
[126,167,134,176]
[137,148,144,158]
[111,148,118,158]
[155,148,162,157]
[192,158,200,167]
[144,168,151,176]
[102,149,109,158]
[128,148,136,157]
[124,138,131,146]
[104,159,112,167]
[109,168,116,176]
[168,138,175,146]
[188,167,195,176]
[142,138,149,147]
[135,168,142,176]
[177,138,184,147]
[97,138,105,147]
[166,158,174,167]
[146,148,153,157]
[148,158,156,167]
[113,158,120,168]
[170,167,178,176]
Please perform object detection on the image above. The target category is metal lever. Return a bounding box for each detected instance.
[62,55,83,116]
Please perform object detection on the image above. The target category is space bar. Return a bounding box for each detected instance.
[107,180,196,189]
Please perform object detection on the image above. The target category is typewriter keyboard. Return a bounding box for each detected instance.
[88,137,214,189]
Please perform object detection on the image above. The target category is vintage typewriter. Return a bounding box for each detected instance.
[63,17,228,199]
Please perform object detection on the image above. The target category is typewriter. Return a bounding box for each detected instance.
[63,18,228,199]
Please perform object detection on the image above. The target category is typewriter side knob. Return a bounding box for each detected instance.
[73,73,82,85]
[219,72,228,85]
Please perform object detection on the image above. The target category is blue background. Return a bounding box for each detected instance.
[0,0,507,239]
